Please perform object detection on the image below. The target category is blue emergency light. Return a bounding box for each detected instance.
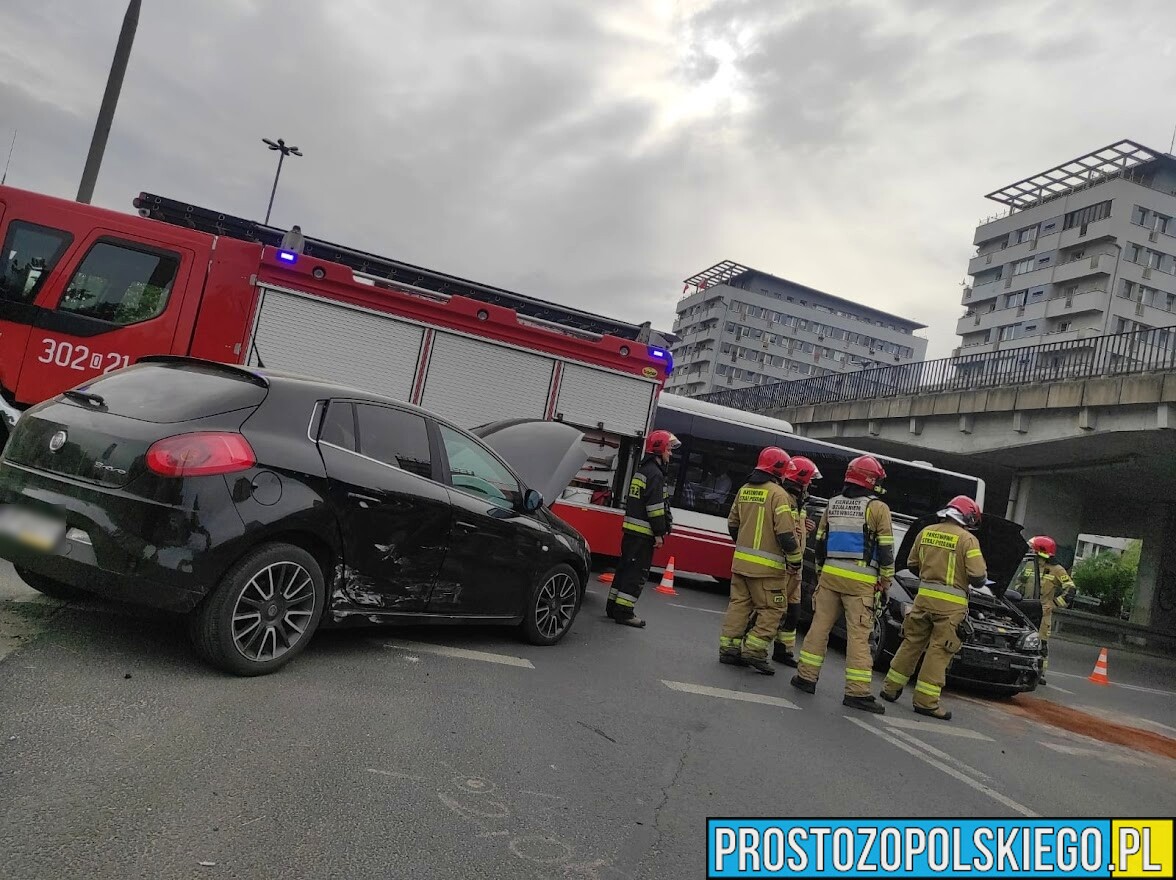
[277,250,298,263]
[647,346,673,375]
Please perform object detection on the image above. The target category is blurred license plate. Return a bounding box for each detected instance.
[967,651,1011,671]
[0,505,65,551]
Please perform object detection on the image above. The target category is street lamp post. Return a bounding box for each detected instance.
[262,138,302,225]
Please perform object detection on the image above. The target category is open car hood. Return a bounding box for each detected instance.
[895,512,1029,599]
[470,419,588,508]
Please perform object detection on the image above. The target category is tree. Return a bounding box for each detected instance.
[1072,549,1136,618]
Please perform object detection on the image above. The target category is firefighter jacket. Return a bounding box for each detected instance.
[1041,560,1076,608]
[727,471,802,578]
[814,486,895,595]
[622,455,672,540]
[906,520,987,606]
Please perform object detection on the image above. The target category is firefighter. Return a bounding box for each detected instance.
[605,430,680,627]
[790,455,894,714]
[1028,535,1076,685]
[718,447,802,674]
[879,495,987,721]
[773,456,822,666]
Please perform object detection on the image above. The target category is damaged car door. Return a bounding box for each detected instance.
[316,400,451,611]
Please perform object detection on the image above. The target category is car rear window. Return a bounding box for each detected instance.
[65,363,268,423]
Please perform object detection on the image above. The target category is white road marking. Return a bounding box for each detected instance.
[668,603,725,615]
[886,726,997,782]
[880,716,994,741]
[847,717,1038,817]
[384,641,535,669]
[1050,670,1176,697]
[1043,684,1076,695]
[661,680,800,710]
[1039,741,1149,767]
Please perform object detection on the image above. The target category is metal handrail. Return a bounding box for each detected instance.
[696,324,1176,412]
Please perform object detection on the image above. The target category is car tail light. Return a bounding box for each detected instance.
[146,433,256,477]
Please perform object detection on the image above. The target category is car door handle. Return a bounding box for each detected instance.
[348,492,382,507]
[455,520,480,532]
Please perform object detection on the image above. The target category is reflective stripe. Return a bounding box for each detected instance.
[720,636,741,648]
[919,586,968,605]
[623,518,653,535]
[966,548,982,559]
[846,667,872,683]
[879,566,895,578]
[607,587,618,601]
[735,546,786,565]
[733,551,785,571]
[630,475,647,488]
[774,505,794,516]
[777,630,796,645]
[915,681,941,697]
[798,651,824,667]
[754,507,764,550]
[947,551,957,590]
[886,668,910,686]
[615,592,638,607]
[647,508,666,518]
[820,561,879,584]
[876,535,894,545]
[745,633,771,650]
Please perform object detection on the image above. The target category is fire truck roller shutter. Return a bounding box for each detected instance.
[419,332,553,429]
[556,362,656,436]
[248,287,421,400]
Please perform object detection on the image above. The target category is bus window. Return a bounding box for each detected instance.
[672,418,778,517]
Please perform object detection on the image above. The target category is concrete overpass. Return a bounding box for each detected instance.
[698,327,1176,639]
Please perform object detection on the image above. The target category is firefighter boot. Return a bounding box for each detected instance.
[1039,642,1049,686]
[914,705,952,721]
[789,675,816,694]
[772,641,798,667]
[719,645,748,667]
[745,656,775,675]
[615,614,646,628]
[843,695,885,714]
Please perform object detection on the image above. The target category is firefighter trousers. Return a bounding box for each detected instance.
[720,574,787,660]
[882,593,966,710]
[796,584,876,697]
[607,532,654,619]
[774,570,803,653]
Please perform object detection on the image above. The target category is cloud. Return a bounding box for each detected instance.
[3,0,1176,363]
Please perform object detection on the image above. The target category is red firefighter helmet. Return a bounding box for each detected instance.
[645,430,681,455]
[844,455,886,490]
[784,456,822,488]
[941,495,982,530]
[1029,535,1057,558]
[755,447,791,478]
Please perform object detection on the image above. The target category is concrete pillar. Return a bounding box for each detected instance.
[1131,503,1176,631]
[1010,473,1085,564]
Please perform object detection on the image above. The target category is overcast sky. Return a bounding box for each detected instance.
[4,0,1176,358]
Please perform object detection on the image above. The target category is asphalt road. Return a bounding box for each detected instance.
[2,562,1175,880]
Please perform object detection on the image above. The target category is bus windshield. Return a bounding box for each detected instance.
[654,397,983,522]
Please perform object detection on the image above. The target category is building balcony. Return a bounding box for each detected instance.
[967,279,1004,304]
[967,231,1061,275]
[1045,289,1109,318]
[1051,252,1116,285]
[1057,216,1114,249]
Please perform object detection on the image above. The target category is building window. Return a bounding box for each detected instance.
[1062,200,1111,230]
[1012,258,1035,275]
[1058,322,1071,332]
[1132,205,1149,226]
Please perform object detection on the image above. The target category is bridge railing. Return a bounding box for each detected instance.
[696,324,1176,412]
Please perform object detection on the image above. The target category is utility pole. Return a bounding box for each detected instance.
[262,138,302,225]
[1,130,16,186]
[77,0,141,204]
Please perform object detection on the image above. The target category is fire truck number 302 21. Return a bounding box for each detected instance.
[37,338,131,374]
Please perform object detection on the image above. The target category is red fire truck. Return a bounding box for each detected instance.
[0,185,675,550]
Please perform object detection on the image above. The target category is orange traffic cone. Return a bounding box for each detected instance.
[654,557,678,596]
[597,572,614,584]
[1088,647,1111,686]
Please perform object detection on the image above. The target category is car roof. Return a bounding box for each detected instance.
[138,356,436,419]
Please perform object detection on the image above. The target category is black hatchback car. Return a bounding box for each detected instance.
[799,508,1044,694]
[0,358,591,675]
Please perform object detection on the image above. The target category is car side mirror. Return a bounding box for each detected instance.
[522,489,543,512]
[1005,589,1023,603]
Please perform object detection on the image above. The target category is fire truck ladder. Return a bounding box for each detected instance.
[133,192,671,344]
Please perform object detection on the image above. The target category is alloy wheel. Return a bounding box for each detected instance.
[231,561,317,663]
[534,571,578,640]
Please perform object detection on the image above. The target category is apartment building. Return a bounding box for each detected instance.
[957,140,1176,356]
[666,260,927,397]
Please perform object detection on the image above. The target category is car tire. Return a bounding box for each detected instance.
[519,563,581,646]
[14,567,91,602]
[869,615,891,672]
[189,543,326,677]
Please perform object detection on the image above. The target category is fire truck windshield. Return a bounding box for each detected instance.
[0,221,73,304]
